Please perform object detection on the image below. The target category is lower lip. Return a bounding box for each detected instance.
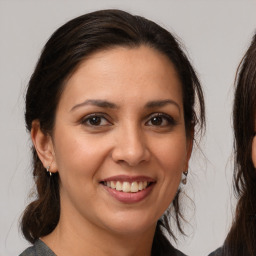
[102,184,154,203]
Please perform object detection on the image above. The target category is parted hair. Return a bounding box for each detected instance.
[222,33,256,256]
[21,9,205,254]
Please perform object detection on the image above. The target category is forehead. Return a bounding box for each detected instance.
[59,45,183,110]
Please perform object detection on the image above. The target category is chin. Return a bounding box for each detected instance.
[100,211,157,236]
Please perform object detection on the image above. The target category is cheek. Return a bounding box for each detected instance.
[152,135,188,173]
[150,136,188,216]
[53,130,110,180]
[54,133,110,205]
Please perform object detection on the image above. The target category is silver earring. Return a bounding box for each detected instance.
[182,171,188,185]
[46,166,52,176]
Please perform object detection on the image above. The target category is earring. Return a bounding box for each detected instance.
[46,166,52,176]
[182,170,188,185]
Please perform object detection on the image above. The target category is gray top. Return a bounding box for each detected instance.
[19,240,56,256]
[19,239,187,256]
[174,249,187,256]
[208,248,222,256]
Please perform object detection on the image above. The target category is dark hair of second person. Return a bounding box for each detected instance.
[223,33,256,256]
[209,34,256,256]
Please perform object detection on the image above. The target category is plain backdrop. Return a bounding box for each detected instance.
[1,1,256,256]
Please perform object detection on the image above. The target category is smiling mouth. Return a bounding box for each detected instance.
[102,181,152,193]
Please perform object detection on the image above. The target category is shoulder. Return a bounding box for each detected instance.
[208,247,222,256]
[19,240,56,256]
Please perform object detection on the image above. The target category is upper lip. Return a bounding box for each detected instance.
[101,175,156,183]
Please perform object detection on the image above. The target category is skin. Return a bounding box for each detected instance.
[32,46,193,256]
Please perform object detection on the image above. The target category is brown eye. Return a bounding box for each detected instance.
[146,113,176,127]
[88,116,102,126]
[151,116,163,126]
[82,114,111,127]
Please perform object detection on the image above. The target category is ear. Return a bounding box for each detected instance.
[184,128,194,171]
[252,136,256,168]
[31,120,58,173]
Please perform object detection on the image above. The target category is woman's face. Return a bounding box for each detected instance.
[49,46,192,235]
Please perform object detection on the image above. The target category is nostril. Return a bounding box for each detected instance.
[112,147,150,166]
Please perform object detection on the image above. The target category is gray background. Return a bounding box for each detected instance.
[1,1,256,255]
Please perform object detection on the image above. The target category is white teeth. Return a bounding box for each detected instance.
[116,181,122,191]
[122,182,131,192]
[104,180,149,193]
[110,181,116,189]
[131,182,139,192]
[138,181,143,191]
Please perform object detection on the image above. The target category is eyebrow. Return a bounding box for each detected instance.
[70,99,118,111]
[70,99,180,112]
[145,99,180,113]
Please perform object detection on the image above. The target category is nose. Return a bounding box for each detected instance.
[111,125,150,167]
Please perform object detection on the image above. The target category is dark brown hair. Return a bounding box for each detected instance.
[222,33,256,256]
[21,9,205,253]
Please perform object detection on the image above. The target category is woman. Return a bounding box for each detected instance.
[20,9,205,256]
[209,34,256,256]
